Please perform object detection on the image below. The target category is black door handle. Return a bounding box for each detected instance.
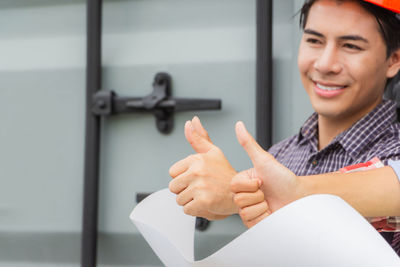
[91,72,222,134]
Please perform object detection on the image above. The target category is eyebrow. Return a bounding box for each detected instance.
[338,35,369,43]
[304,28,369,44]
[304,29,324,38]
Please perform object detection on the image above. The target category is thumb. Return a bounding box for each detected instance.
[191,116,213,143]
[235,121,270,167]
[185,121,214,153]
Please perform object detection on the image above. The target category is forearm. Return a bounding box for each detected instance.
[299,166,400,217]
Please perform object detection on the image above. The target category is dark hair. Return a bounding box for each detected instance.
[299,0,400,58]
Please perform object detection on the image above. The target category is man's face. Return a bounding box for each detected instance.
[298,0,395,123]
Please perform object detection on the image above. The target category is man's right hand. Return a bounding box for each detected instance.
[232,121,303,213]
[168,117,239,220]
[231,171,271,228]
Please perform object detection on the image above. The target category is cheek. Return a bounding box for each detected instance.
[349,57,386,87]
[297,56,304,74]
[297,45,312,75]
[349,47,389,83]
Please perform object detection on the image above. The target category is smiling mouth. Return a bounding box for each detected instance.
[313,82,347,98]
[315,82,347,91]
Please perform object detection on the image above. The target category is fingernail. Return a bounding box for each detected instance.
[187,121,194,131]
[257,179,262,187]
[185,120,192,130]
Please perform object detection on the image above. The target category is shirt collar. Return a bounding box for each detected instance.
[298,112,319,150]
[297,100,398,158]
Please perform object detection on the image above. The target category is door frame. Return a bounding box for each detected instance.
[80,1,273,266]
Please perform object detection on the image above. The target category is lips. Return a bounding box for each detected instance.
[314,81,347,98]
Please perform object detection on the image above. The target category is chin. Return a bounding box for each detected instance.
[311,103,344,118]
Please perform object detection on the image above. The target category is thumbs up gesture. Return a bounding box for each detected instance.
[230,169,271,228]
[169,117,239,220]
[231,121,300,227]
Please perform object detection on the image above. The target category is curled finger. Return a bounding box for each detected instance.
[231,171,261,193]
[245,210,271,228]
[175,186,194,206]
[169,171,193,194]
[239,200,269,222]
[233,190,265,209]
[169,155,192,178]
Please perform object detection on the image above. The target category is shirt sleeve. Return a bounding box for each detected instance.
[342,158,400,232]
[388,160,400,183]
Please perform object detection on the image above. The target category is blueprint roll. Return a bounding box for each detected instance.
[130,188,400,267]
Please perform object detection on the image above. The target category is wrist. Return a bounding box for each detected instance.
[296,175,314,200]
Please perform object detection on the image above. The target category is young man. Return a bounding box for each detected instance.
[229,0,400,257]
[169,0,400,237]
[268,0,400,176]
[231,120,400,253]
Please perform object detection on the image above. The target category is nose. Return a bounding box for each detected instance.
[314,45,342,74]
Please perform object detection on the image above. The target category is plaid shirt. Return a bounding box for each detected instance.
[269,100,400,174]
[268,99,400,255]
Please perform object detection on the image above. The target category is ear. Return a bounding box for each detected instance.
[386,48,400,78]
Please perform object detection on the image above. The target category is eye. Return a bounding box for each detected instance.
[306,38,322,44]
[343,43,363,51]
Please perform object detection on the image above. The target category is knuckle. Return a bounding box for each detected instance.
[197,196,211,208]
[255,190,264,200]
[191,168,205,177]
[233,194,239,205]
[233,194,244,206]
[192,178,207,191]
[168,180,177,193]
[239,210,250,221]
[254,181,261,190]
[185,154,197,165]
[189,153,202,162]
[183,205,194,216]
[262,200,269,210]
[230,181,239,192]
[187,158,207,177]
[175,195,183,206]
[168,166,175,177]
[247,221,256,228]
[194,154,206,165]
[248,180,258,191]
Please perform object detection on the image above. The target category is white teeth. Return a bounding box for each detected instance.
[316,83,345,91]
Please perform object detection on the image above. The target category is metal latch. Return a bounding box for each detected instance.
[91,72,222,134]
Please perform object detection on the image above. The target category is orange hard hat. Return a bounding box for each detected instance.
[363,0,400,13]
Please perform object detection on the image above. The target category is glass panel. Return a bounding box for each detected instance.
[0,0,308,266]
[99,0,256,266]
[0,1,86,266]
[272,0,314,142]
